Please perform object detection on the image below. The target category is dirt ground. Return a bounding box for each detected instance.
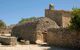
[0,44,79,50]
[0,44,50,50]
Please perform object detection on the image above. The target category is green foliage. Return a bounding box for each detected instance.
[72,8,80,16]
[0,20,6,28]
[49,4,54,10]
[27,26,33,30]
[69,8,80,31]
[19,17,37,24]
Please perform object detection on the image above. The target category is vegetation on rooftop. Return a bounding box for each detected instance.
[18,17,37,24]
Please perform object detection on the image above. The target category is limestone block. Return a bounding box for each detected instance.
[0,36,17,46]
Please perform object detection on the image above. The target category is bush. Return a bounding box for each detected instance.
[19,17,37,24]
[69,8,80,31]
[0,20,6,28]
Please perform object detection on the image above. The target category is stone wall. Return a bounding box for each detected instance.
[0,26,13,36]
[45,9,62,26]
[0,36,17,46]
[45,9,71,28]
[47,28,80,48]
[36,17,59,44]
[11,21,37,43]
[62,12,71,28]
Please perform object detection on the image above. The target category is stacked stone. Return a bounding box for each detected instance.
[36,17,59,44]
[47,28,80,48]
[0,36,17,46]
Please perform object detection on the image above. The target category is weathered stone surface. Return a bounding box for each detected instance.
[11,17,59,44]
[47,28,80,48]
[0,25,15,36]
[25,40,30,45]
[36,17,59,43]
[12,21,37,43]
[45,9,71,28]
[0,36,17,46]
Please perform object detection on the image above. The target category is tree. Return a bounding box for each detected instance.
[69,8,80,31]
[49,3,54,10]
[19,17,37,24]
[0,20,6,28]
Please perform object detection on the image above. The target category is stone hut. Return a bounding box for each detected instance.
[35,17,59,44]
[11,17,59,44]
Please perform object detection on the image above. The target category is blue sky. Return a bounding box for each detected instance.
[0,0,80,26]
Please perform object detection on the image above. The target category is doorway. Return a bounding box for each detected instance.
[42,32,47,42]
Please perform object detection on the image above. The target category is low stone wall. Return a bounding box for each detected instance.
[0,36,17,46]
[47,28,80,48]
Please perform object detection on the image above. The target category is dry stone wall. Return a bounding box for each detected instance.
[35,17,59,43]
[45,9,71,28]
[0,36,17,46]
[11,21,37,43]
[47,28,80,48]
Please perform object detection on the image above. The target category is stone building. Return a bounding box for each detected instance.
[11,17,59,44]
[45,4,72,28]
[11,4,80,47]
[35,17,59,44]
[11,4,72,44]
[44,4,80,47]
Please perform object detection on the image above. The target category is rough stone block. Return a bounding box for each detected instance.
[0,36,17,46]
